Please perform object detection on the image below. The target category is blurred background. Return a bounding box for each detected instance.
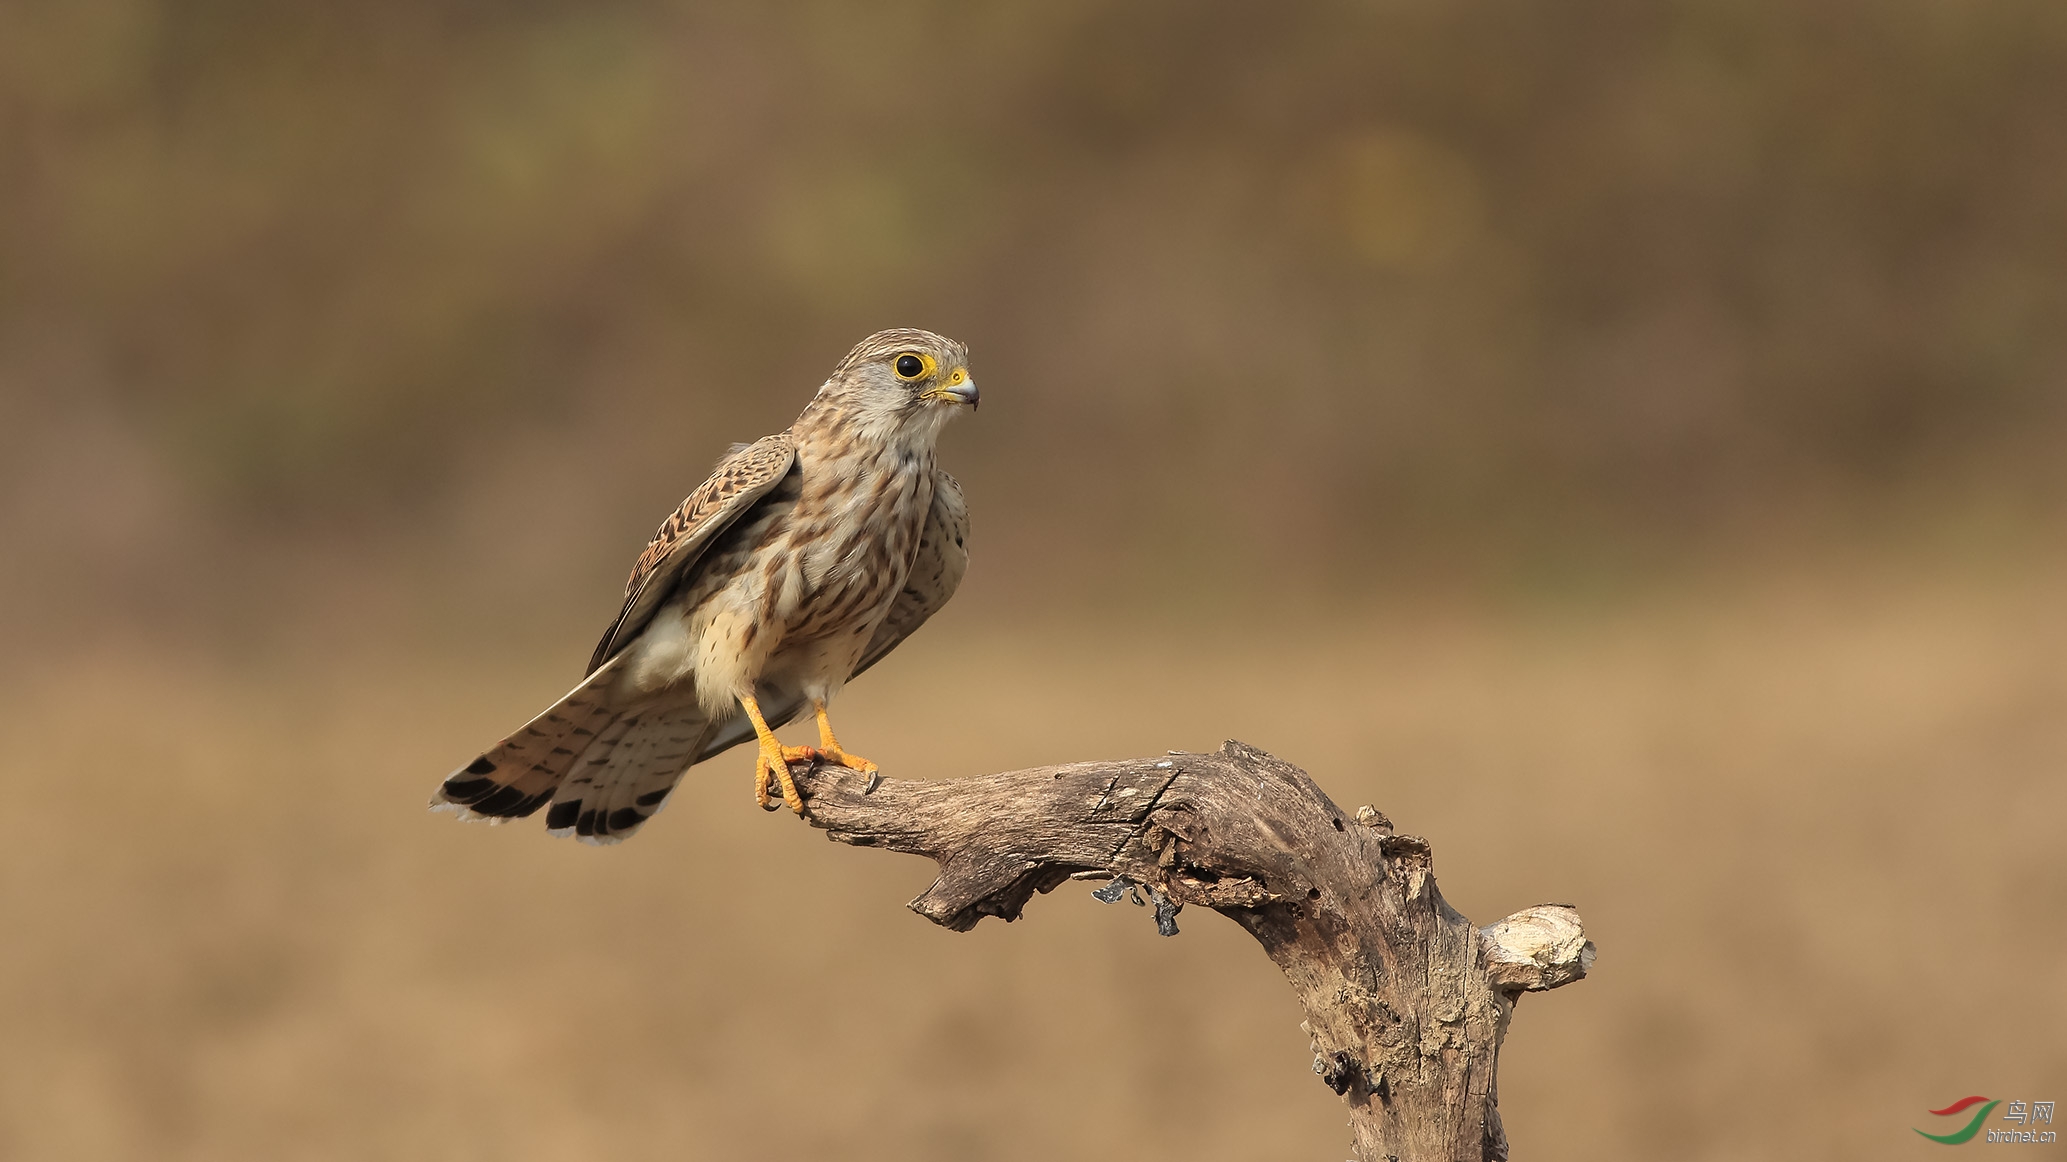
[2,0,2064,1158]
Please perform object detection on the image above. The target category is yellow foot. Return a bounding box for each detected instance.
[753,739,819,815]
[810,702,877,775]
[816,745,878,775]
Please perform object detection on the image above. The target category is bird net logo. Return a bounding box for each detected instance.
[1915,1097,2057,1145]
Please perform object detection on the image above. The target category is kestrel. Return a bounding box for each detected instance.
[431,328,977,842]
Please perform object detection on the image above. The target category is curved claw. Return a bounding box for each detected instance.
[753,741,816,815]
[809,703,877,775]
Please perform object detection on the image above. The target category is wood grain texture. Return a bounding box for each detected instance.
[785,739,1594,1162]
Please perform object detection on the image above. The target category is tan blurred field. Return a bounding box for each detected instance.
[0,552,2058,1161]
[5,1,2067,1157]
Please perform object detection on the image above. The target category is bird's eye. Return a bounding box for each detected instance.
[894,353,928,380]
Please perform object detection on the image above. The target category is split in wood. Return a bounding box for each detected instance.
[785,739,1593,1162]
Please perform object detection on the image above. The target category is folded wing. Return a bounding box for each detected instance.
[587,433,798,674]
[434,434,798,833]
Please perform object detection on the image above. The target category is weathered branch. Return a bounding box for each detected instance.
[787,739,1594,1162]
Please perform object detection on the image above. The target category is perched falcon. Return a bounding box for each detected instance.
[431,328,977,842]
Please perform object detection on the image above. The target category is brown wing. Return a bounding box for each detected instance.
[586,433,797,674]
[850,468,970,680]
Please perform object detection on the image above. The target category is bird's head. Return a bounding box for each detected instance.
[811,328,978,442]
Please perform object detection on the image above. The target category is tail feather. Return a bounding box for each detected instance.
[431,665,622,823]
[532,712,638,834]
[545,706,713,844]
[433,661,775,843]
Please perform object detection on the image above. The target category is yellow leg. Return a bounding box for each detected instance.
[739,694,817,814]
[813,701,878,774]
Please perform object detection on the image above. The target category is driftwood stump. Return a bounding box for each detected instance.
[786,739,1593,1162]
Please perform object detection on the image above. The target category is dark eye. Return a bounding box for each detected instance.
[895,354,925,379]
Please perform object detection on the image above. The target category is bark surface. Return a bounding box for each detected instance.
[788,739,1594,1162]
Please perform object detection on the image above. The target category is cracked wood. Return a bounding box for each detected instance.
[785,738,1593,1162]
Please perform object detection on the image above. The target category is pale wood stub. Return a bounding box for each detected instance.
[787,739,1593,1162]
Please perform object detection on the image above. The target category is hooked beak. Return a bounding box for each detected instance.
[925,372,979,410]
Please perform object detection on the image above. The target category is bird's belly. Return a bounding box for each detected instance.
[617,560,785,713]
[756,533,909,700]
[759,610,880,699]
[630,460,929,713]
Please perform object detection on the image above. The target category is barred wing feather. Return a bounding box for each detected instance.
[586,433,796,674]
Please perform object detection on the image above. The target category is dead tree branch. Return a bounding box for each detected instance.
[787,739,1594,1162]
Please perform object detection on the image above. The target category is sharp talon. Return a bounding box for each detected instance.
[740,693,812,819]
[809,704,877,777]
[864,771,881,794]
[755,743,805,815]
[767,752,806,816]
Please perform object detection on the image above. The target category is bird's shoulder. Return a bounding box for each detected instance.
[620,432,796,598]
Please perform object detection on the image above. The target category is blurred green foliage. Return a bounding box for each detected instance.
[3,0,2064,578]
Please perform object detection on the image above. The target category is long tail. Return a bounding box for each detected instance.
[542,705,714,844]
[432,662,722,844]
[431,664,623,823]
